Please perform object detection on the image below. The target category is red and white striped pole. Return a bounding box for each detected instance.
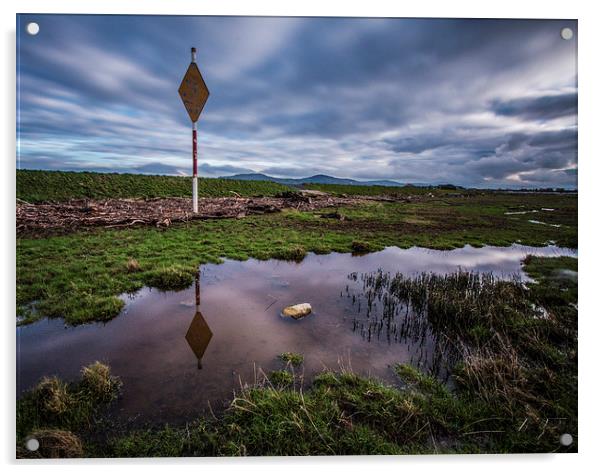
[191,47,199,214]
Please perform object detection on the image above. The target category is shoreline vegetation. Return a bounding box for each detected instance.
[17,256,577,457]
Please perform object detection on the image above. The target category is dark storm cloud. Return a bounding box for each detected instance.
[16,15,578,188]
[492,93,577,120]
[467,128,577,181]
[383,133,498,157]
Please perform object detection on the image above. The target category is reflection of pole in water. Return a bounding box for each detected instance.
[185,269,213,370]
[195,271,200,307]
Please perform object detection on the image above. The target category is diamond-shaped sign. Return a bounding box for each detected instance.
[178,63,210,123]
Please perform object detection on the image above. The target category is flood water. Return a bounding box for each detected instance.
[17,244,576,425]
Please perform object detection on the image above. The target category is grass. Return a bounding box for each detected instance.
[278,352,304,367]
[303,182,575,198]
[143,265,197,291]
[351,240,372,253]
[303,182,469,197]
[346,257,578,453]
[17,192,577,325]
[267,370,295,387]
[104,423,216,458]
[17,429,85,459]
[523,255,577,305]
[16,362,121,442]
[16,256,577,457]
[97,371,420,456]
[17,169,292,203]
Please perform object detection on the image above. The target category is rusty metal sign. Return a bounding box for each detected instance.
[178,62,209,123]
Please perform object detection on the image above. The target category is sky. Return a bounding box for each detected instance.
[17,15,577,188]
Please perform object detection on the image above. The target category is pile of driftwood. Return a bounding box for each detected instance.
[16,193,359,236]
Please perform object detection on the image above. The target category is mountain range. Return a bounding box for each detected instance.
[221,173,407,187]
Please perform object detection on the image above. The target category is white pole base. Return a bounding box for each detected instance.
[192,176,198,213]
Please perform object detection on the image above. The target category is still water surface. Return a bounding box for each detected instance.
[17,244,576,424]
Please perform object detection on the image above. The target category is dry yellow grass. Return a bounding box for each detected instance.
[81,361,119,401]
[34,377,71,416]
[17,429,83,458]
[126,258,141,272]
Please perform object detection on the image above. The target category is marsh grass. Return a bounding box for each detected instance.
[30,291,126,326]
[17,429,84,459]
[143,265,197,291]
[278,352,304,367]
[105,423,217,458]
[343,258,577,452]
[34,377,71,416]
[347,270,533,352]
[351,240,372,254]
[80,361,122,403]
[267,370,295,387]
[272,244,307,262]
[103,368,482,456]
[20,253,577,456]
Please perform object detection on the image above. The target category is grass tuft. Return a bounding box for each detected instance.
[278,352,304,367]
[17,429,84,459]
[36,293,124,325]
[17,363,122,444]
[34,377,72,416]
[273,244,307,262]
[268,370,294,387]
[351,240,372,253]
[80,361,122,403]
[144,265,196,291]
[126,258,141,273]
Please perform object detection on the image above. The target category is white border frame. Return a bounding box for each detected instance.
[3,1,600,471]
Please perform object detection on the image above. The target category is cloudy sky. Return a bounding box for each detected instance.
[17,15,577,188]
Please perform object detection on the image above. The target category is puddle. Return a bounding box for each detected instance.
[529,219,562,228]
[16,244,576,425]
[505,210,539,215]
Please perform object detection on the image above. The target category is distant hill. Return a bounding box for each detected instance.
[222,173,405,187]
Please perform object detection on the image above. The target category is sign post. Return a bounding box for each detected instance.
[192,121,198,213]
[179,47,210,213]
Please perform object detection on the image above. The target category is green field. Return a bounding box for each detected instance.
[303,182,468,197]
[17,170,291,202]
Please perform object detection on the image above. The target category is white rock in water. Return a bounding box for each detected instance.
[281,303,312,320]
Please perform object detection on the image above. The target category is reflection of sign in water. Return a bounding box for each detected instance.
[185,311,213,370]
[186,271,212,369]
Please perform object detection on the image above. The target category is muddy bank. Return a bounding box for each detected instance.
[16,193,367,236]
